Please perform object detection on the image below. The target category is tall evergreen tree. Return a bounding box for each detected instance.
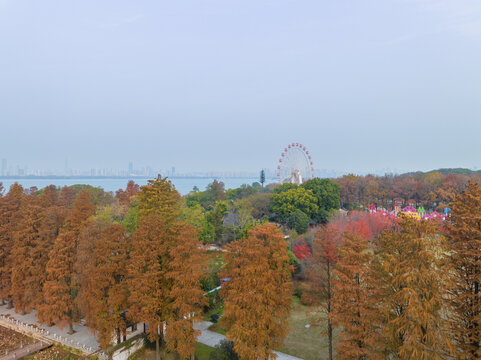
[446,182,481,359]
[10,195,45,313]
[305,226,339,360]
[332,231,384,360]
[128,215,205,359]
[38,190,95,332]
[128,214,170,359]
[137,174,181,222]
[75,218,107,329]
[76,222,130,349]
[376,217,452,359]
[260,169,265,192]
[164,222,206,359]
[0,183,23,307]
[221,224,292,360]
[37,229,77,331]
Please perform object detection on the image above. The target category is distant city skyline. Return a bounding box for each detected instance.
[1,156,473,180]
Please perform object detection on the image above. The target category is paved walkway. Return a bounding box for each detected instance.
[0,305,302,360]
[194,321,302,360]
[0,304,105,357]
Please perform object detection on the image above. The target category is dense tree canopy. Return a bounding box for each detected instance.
[2,172,481,358]
[221,224,293,360]
[271,187,318,223]
[446,182,481,359]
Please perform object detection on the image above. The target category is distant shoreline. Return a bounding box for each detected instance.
[0,175,265,180]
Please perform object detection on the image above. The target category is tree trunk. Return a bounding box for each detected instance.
[156,334,160,360]
[68,323,74,335]
[7,299,13,309]
[327,261,333,360]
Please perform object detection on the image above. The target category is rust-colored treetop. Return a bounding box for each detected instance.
[375,217,452,359]
[446,182,481,359]
[221,223,293,360]
[332,230,384,360]
[137,174,181,222]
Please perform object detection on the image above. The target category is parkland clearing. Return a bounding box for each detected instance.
[1,167,481,359]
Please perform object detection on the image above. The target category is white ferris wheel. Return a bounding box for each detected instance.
[277,143,314,185]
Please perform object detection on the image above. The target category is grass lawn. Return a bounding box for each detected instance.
[277,297,337,360]
[207,322,226,335]
[204,301,223,322]
[195,342,215,360]
[130,343,215,359]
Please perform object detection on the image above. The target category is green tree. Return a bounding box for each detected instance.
[274,183,298,194]
[286,209,310,234]
[301,178,340,223]
[206,202,228,243]
[260,170,265,192]
[210,340,239,360]
[271,187,318,223]
[180,201,216,243]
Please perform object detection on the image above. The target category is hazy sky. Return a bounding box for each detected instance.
[1,0,480,174]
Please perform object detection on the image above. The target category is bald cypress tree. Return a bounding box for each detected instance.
[76,222,130,349]
[38,190,95,332]
[129,216,205,359]
[446,182,481,359]
[75,218,107,329]
[11,195,45,313]
[128,215,169,359]
[0,183,23,308]
[164,222,206,359]
[10,186,68,314]
[305,226,339,360]
[376,217,452,359]
[137,174,181,222]
[221,224,292,360]
[332,231,384,359]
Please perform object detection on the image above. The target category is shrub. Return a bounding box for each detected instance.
[209,340,239,360]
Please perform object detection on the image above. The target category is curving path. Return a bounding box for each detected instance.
[194,321,302,360]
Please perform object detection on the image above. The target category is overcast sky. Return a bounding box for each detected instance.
[0,0,480,174]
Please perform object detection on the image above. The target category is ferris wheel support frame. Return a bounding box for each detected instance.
[276,142,314,184]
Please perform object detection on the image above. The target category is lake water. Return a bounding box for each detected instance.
[0,177,270,195]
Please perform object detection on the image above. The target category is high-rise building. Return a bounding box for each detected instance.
[1,159,6,176]
[171,167,175,177]
[128,161,133,175]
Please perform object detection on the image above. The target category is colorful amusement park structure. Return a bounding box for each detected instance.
[368,204,450,221]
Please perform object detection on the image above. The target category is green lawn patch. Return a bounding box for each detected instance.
[277,296,338,360]
[204,300,224,321]
[195,342,215,360]
[207,323,226,335]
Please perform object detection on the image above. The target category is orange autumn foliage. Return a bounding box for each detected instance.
[446,182,481,359]
[332,231,384,359]
[221,223,293,360]
[375,217,452,359]
[128,215,205,359]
